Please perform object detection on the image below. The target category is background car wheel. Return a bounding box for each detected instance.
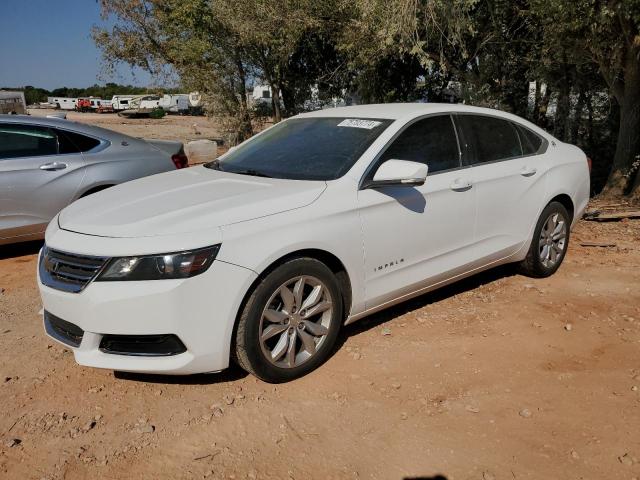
[519,201,571,278]
[233,258,343,383]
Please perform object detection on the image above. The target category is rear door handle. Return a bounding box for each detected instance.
[520,166,537,177]
[40,162,67,171]
[450,179,473,192]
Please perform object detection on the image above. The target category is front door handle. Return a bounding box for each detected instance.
[520,166,537,177]
[40,162,67,171]
[450,179,473,192]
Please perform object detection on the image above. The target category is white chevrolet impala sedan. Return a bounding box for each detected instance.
[38,104,590,382]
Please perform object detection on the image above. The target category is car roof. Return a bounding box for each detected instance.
[0,114,131,141]
[295,103,551,137]
[296,102,512,120]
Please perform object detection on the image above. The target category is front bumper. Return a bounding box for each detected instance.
[38,253,257,375]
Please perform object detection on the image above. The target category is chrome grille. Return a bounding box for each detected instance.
[39,246,109,293]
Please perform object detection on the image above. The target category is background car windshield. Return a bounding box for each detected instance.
[208,118,392,180]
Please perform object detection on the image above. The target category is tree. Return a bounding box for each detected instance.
[531,0,640,199]
[212,1,311,122]
[93,0,639,200]
[94,0,255,142]
[94,0,347,136]
[22,86,49,105]
[341,0,637,199]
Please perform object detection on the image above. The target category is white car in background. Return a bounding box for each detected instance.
[37,103,590,383]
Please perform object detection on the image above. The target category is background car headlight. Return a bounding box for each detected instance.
[96,245,221,281]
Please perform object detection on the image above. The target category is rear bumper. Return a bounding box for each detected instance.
[38,254,257,375]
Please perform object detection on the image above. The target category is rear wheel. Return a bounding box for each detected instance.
[519,201,571,278]
[233,258,343,383]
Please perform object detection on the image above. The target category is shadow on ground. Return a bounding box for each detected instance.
[337,263,518,350]
[0,240,43,260]
[114,363,249,385]
[404,476,448,480]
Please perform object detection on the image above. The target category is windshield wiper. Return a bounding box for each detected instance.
[205,160,272,178]
[229,169,273,178]
[204,159,222,170]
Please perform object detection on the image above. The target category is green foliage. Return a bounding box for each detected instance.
[149,107,166,118]
[22,86,50,105]
[1,83,174,105]
[92,0,639,197]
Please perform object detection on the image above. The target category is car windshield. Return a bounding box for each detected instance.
[205,117,392,180]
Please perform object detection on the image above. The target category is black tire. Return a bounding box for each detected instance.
[233,258,343,383]
[519,201,571,278]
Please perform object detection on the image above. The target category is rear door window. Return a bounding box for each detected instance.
[457,115,523,164]
[0,123,58,159]
[378,115,460,174]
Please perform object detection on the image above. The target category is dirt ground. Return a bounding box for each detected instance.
[1,114,639,479]
[0,219,638,480]
[28,108,225,149]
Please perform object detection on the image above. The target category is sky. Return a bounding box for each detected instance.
[0,0,154,90]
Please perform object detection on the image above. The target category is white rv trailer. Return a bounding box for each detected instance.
[0,91,27,114]
[89,98,103,109]
[129,95,161,109]
[160,94,190,113]
[251,85,272,104]
[188,92,202,108]
[47,97,78,110]
[110,95,137,111]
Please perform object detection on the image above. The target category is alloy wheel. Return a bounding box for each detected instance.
[258,275,334,369]
[539,212,567,268]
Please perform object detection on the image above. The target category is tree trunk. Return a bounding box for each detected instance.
[570,89,586,145]
[271,84,282,123]
[537,84,551,129]
[586,93,594,151]
[602,51,640,199]
[554,57,572,142]
[280,82,295,117]
[532,80,541,123]
[554,86,570,141]
[235,58,253,142]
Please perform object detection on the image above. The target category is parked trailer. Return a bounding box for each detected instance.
[110,95,136,111]
[137,95,161,109]
[160,94,190,113]
[77,97,111,112]
[0,91,27,114]
[47,97,78,110]
[96,101,114,113]
[189,91,202,108]
[188,92,204,115]
[252,85,272,104]
[117,95,163,118]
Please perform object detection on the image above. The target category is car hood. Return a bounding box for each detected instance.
[58,166,327,238]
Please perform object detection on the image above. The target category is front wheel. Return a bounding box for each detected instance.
[233,258,343,383]
[519,201,571,278]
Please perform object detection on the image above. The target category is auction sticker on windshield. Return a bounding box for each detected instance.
[337,119,382,129]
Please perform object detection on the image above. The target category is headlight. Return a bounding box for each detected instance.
[96,245,221,281]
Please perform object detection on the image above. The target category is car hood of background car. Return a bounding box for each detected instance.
[58,166,327,238]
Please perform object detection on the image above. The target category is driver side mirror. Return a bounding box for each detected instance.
[365,159,428,189]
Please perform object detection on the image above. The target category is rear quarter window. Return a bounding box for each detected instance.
[56,129,101,153]
[514,123,543,155]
